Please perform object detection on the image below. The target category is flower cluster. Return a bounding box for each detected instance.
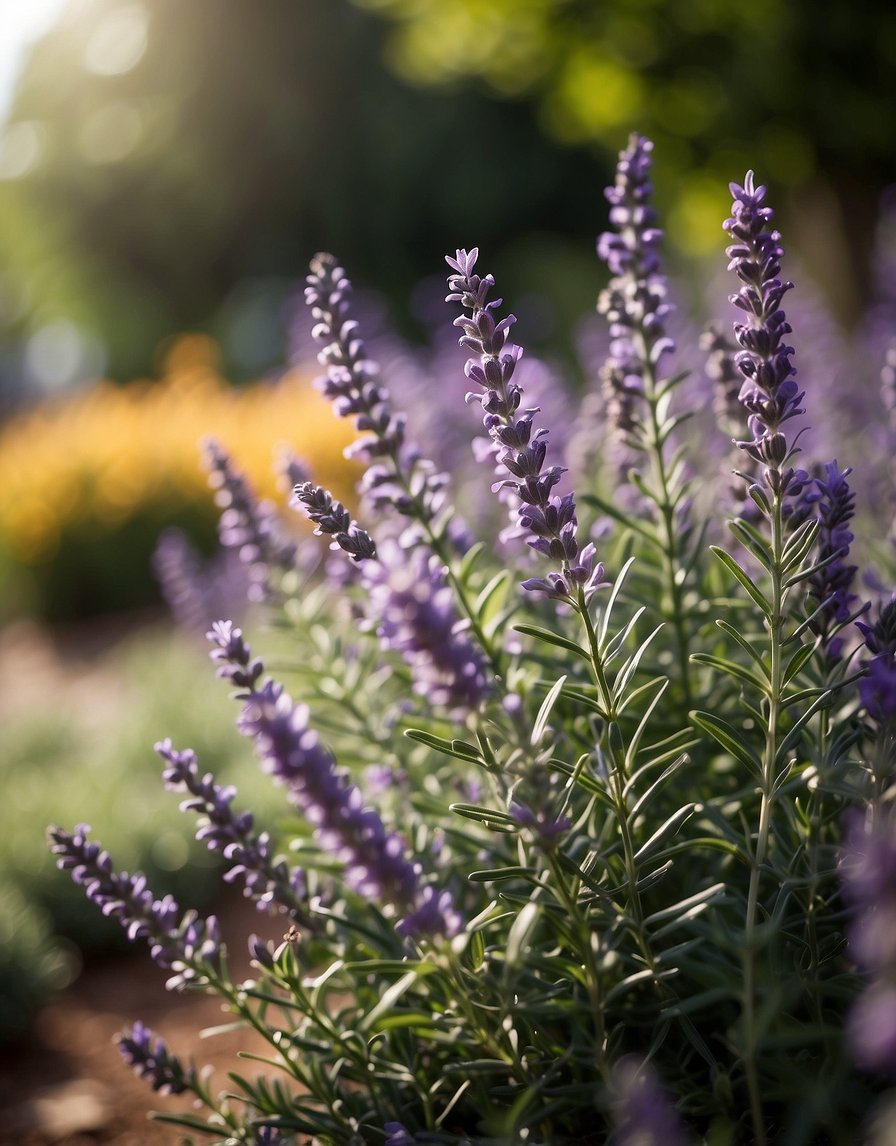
[724,173,805,497]
[305,252,450,533]
[46,141,896,1145]
[446,248,603,601]
[858,596,896,726]
[47,824,220,989]
[117,1021,196,1095]
[203,437,299,601]
[292,480,377,562]
[157,739,306,916]
[798,460,860,658]
[361,539,489,710]
[208,620,461,937]
[595,133,675,459]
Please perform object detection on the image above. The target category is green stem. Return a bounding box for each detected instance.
[741,491,786,1146]
[635,331,695,709]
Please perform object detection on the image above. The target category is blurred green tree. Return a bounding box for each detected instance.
[353,0,896,313]
[0,0,608,400]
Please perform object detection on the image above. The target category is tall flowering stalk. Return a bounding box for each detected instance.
[712,172,834,1143]
[208,620,461,938]
[445,248,602,605]
[47,824,221,990]
[156,739,307,918]
[595,133,698,704]
[304,252,503,677]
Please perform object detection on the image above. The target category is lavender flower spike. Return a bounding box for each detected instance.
[207,620,462,939]
[446,248,604,601]
[362,538,489,711]
[48,824,221,989]
[293,480,377,561]
[596,133,676,454]
[203,437,298,602]
[156,739,306,917]
[305,252,450,530]
[799,461,860,659]
[117,1021,197,1095]
[724,173,806,498]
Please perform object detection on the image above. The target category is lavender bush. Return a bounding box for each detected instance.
[50,136,896,1144]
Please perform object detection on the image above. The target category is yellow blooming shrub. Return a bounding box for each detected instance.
[0,335,359,618]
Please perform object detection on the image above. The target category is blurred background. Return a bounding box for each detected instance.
[1,0,895,1059]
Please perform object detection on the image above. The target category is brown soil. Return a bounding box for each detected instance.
[0,892,286,1145]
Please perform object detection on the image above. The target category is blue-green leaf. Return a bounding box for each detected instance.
[690,710,762,774]
[710,546,772,613]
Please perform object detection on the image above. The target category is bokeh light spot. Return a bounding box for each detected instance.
[83,3,148,77]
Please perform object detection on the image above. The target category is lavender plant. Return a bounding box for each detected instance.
[49,138,896,1144]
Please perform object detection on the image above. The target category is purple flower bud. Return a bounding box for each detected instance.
[117,1021,196,1095]
[305,253,450,535]
[292,480,377,561]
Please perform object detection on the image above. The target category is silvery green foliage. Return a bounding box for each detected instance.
[50,136,896,1145]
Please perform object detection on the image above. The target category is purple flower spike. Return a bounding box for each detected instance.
[596,134,675,462]
[293,480,377,561]
[858,597,896,724]
[156,739,306,916]
[796,460,860,660]
[48,824,221,987]
[723,173,806,499]
[117,1021,196,1095]
[305,253,450,533]
[446,248,604,602]
[152,527,250,634]
[203,438,298,602]
[361,539,489,711]
[207,622,461,939]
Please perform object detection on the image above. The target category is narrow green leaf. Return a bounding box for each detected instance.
[644,882,726,928]
[450,803,517,831]
[404,728,482,762]
[613,624,664,700]
[506,899,540,967]
[513,623,591,661]
[690,710,762,774]
[632,803,698,863]
[458,541,486,580]
[531,675,567,746]
[782,640,817,686]
[780,518,819,573]
[359,971,421,1032]
[710,546,772,613]
[775,690,835,762]
[598,555,637,646]
[468,866,539,883]
[715,618,769,672]
[556,683,607,716]
[474,569,512,620]
[728,520,774,572]
[690,651,767,692]
[630,754,691,819]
